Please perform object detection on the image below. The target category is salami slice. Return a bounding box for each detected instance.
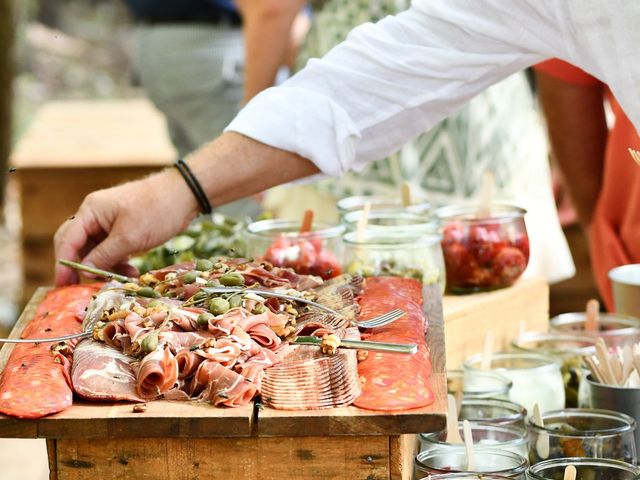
[353,277,434,411]
[0,284,101,419]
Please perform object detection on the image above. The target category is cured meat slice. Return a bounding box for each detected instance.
[72,339,143,402]
[135,346,179,399]
[0,284,101,419]
[353,276,434,411]
[189,360,257,407]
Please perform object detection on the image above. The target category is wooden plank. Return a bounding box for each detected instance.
[257,284,447,437]
[389,434,418,480]
[11,99,176,169]
[443,277,549,368]
[0,288,253,439]
[53,435,390,480]
[47,439,58,480]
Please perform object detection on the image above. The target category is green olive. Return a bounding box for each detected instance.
[137,286,160,298]
[208,297,230,316]
[147,300,162,308]
[252,303,266,315]
[219,272,245,287]
[141,332,159,353]
[195,259,214,272]
[182,271,199,284]
[197,312,214,327]
[228,295,243,309]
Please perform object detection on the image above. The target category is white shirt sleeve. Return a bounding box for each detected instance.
[225,0,638,176]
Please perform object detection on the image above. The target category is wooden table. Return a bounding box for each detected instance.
[10,99,176,302]
[0,285,447,480]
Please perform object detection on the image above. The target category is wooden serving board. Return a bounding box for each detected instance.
[0,286,446,440]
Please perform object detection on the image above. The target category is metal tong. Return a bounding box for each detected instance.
[292,336,418,354]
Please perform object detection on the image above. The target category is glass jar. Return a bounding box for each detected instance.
[420,423,528,458]
[448,369,513,400]
[526,409,637,465]
[342,210,440,234]
[549,312,640,348]
[426,475,514,480]
[336,194,432,217]
[511,333,596,408]
[464,352,565,413]
[415,447,528,479]
[459,398,527,429]
[245,219,344,280]
[436,204,529,293]
[527,458,640,480]
[343,230,445,288]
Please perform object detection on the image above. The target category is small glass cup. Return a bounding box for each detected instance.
[436,204,529,294]
[511,332,596,408]
[464,352,565,413]
[342,230,445,288]
[245,219,344,280]
[549,312,640,348]
[420,423,528,458]
[336,194,432,217]
[448,369,513,400]
[526,409,637,465]
[459,398,527,429]
[415,447,528,479]
[527,458,640,480]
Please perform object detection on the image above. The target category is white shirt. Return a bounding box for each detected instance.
[226,0,640,176]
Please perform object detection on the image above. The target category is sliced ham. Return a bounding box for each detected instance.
[135,346,179,399]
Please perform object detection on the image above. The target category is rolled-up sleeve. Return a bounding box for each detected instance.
[226,0,569,175]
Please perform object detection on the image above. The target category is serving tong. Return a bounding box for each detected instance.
[292,336,417,354]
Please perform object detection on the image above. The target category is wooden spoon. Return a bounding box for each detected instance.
[585,299,599,333]
[299,209,314,234]
[596,338,617,385]
[463,420,476,471]
[480,331,494,370]
[401,182,412,207]
[533,404,550,460]
[445,394,463,444]
[356,202,371,243]
[563,465,577,480]
[477,171,494,218]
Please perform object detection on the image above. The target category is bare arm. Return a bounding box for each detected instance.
[535,70,608,229]
[235,0,306,103]
[54,133,318,285]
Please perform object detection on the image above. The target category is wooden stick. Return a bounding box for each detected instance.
[629,148,640,166]
[463,420,476,471]
[563,465,577,480]
[445,394,463,444]
[356,202,371,243]
[596,338,617,386]
[533,404,550,460]
[401,182,412,207]
[299,209,314,234]
[584,355,606,384]
[585,299,599,333]
[622,345,633,385]
[477,171,494,218]
[480,331,494,370]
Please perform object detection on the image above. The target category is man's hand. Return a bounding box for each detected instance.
[54,169,199,286]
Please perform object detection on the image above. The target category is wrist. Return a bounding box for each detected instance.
[162,167,201,227]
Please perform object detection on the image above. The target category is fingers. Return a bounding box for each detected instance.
[81,230,136,273]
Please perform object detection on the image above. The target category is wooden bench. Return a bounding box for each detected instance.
[10,99,176,302]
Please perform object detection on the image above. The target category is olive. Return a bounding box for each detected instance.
[208,297,230,316]
[182,271,199,284]
[195,259,214,272]
[219,272,245,287]
[147,300,162,308]
[228,295,243,309]
[197,312,214,327]
[137,286,160,298]
[141,333,159,353]
[252,303,266,315]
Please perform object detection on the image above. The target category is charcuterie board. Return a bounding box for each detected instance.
[0,285,446,440]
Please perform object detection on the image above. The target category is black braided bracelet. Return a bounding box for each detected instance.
[174,158,213,215]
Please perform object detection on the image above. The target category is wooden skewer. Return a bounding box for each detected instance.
[299,209,314,234]
[584,355,606,384]
[480,331,494,370]
[445,394,463,445]
[628,148,640,167]
[401,182,412,207]
[563,465,577,480]
[622,345,633,385]
[356,202,371,243]
[477,171,494,218]
[533,404,550,460]
[585,299,599,333]
[596,338,617,385]
[463,420,476,471]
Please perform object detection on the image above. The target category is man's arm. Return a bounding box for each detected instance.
[235,0,306,104]
[535,67,607,229]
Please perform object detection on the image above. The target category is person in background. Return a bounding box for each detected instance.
[535,60,640,310]
[262,0,575,285]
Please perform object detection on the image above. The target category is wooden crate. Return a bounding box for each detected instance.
[10,99,176,303]
[0,286,447,480]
